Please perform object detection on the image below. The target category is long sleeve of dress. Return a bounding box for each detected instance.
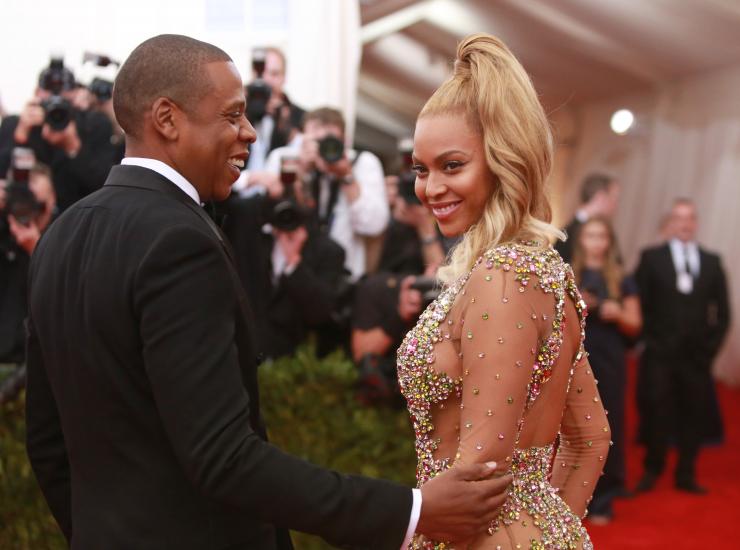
[550,354,611,517]
[453,265,540,468]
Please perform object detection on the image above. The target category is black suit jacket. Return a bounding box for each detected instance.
[636,242,730,364]
[223,195,347,358]
[25,164,412,550]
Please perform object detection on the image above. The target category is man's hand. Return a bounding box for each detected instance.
[417,462,512,542]
[249,171,283,199]
[398,276,423,323]
[274,225,308,269]
[42,120,81,157]
[8,215,41,255]
[14,100,45,144]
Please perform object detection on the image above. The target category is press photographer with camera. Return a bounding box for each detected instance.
[240,47,304,194]
[350,145,447,404]
[0,58,120,211]
[264,107,389,281]
[0,154,56,369]
[223,154,349,360]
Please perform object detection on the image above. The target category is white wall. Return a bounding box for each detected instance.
[0,0,360,137]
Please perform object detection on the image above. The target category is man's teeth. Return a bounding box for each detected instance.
[228,158,245,169]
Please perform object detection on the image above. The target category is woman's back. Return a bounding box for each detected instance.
[398,242,610,549]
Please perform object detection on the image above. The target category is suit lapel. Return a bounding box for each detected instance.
[104,166,266,435]
[658,243,677,284]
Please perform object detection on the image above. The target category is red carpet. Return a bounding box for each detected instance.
[587,359,740,549]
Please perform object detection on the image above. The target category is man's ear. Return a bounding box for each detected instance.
[150,97,180,141]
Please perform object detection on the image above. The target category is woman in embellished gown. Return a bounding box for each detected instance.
[396,33,611,549]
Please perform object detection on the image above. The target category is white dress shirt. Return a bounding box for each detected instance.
[246,115,275,172]
[121,156,421,548]
[669,238,700,294]
[265,144,390,281]
[121,157,201,205]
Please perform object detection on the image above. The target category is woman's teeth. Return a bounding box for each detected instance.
[432,202,460,216]
[228,158,245,169]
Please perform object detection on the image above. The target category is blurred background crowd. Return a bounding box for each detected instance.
[1,0,739,548]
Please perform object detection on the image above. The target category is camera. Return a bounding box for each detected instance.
[246,48,272,124]
[38,57,75,96]
[265,156,306,231]
[41,95,73,131]
[1,149,45,252]
[318,135,344,164]
[410,276,440,309]
[89,78,114,102]
[397,137,419,204]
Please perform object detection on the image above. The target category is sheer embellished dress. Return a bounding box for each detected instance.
[397,243,611,549]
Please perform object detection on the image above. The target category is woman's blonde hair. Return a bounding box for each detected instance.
[420,33,564,284]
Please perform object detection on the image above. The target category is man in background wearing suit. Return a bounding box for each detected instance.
[635,198,730,494]
[24,35,511,550]
[555,173,621,263]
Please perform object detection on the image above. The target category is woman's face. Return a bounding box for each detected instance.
[412,114,495,237]
[579,220,611,259]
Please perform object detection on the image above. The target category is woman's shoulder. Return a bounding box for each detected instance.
[480,241,570,284]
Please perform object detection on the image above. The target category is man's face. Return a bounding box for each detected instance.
[592,181,620,218]
[671,202,698,242]
[262,50,285,95]
[173,61,256,202]
[303,120,343,143]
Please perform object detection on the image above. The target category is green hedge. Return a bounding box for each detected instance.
[0,349,416,549]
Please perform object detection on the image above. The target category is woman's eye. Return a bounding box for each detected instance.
[412,164,427,174]
[444,161,463,170]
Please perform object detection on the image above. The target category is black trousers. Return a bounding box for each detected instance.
[641,352,712,483]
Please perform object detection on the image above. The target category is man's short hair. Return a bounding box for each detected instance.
[673,197,695,208]
[113,34,232,138]
[303,107,345,136]
[580,173,616,204]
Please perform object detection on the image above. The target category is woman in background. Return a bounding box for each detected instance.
[572,216,642,524]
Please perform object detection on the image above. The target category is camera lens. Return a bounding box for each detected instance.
[318,135,344,164]
[42,96,73,131]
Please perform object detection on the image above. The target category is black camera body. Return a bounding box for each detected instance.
[89,78,114,102]
[41,96,74,131]
[38,58,75,95]
[410,276,441,309]
[398,172,419,205]
[318,135,344,164]
[246,50,272,124]
[267,198,306,232]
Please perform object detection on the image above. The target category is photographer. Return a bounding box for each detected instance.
[0,58,120,211]
[222,155,349,360]
[350,154,447,404]
[243,47,304,190]
[264,107,389,281]
[0,160,56,366]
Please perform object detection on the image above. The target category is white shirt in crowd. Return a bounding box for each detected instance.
[245,115,275,172]
[265,143,390,281]
[669,238,700,294]
[121,156,420,547]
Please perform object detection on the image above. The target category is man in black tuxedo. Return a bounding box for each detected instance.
[25,35,511,550]
[555,173,620,263]
[635,198,730,494]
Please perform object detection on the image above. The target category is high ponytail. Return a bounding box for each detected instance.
[419,33,564,284]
